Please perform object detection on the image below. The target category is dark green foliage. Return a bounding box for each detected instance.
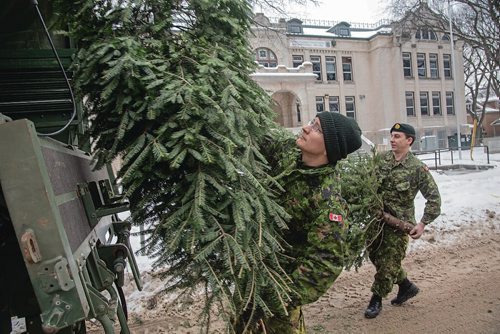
[56,0,294,330]
[337,148,383,270]
[55,0,380,330]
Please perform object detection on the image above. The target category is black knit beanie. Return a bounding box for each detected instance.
[316,112,362,165]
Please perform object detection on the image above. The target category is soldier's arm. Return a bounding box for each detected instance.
[417,165,441,225]
[289,197,346,305]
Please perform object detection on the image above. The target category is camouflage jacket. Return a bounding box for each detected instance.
[275,156,348,306]
[377,151,441,225]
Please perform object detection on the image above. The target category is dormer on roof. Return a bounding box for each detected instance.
[287,18,303,34]
[327,22,351,37]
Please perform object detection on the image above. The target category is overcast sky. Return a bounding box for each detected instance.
[254,0,390,24]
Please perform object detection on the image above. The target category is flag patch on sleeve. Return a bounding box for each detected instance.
[329,213,343,222]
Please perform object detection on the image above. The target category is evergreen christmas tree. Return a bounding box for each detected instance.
[56,0,386,331]
[337,149,384,269]
[57,0,296,330]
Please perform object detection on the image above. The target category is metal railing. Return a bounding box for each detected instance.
[414,145,490,170]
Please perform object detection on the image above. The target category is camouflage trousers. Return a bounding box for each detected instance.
[262,306,306,334]
[366,223,409,297]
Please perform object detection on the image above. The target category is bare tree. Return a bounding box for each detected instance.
[463,44,495,140]
[386,0,499,139]
[248,0,318,18]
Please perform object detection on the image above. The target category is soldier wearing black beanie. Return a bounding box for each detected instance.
[316,112,363,165]
[256,112,363,332]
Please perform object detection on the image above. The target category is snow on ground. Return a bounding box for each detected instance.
[122,147,500,317]
[411,148,500,252]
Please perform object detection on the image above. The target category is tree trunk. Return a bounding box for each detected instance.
[378,211,414,234]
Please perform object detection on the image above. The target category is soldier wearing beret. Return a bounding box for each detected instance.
[247,112,362,333]
[364,123,441,319]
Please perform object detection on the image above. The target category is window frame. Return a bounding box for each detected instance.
[416,29,437,40]
[315,96,325,112]
[345,96,356,119]
[406,91,415,116]
[446,91,455,115]
[402,52,412,77]
[342,57,353,82]
[420,91,429,116]
[311,55,322,81]
[443,54,452,78]
[292,55,304,68]
[417,53,426,78]
[296,102,302,123]
[325,56,337,81]
[432,91,441,115]
[429,53,439,79]
[255,47,277,67]
[328,96,340,112]
[339,28,349,36]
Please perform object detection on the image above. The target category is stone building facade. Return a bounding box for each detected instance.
[249,6,468,151]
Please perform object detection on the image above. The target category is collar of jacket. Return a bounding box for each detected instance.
[385,150,414,168]
[275,153,335,182]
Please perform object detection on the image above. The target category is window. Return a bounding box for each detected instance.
[417,53,426,78]
[292,55,303,68]
[402,52,412,77]
[339,28,349,36]
[429,53,439,78]
[328,96,339,112]
[311,56,322,81]
[406,92,415,116]
[446,91,454,115]
[342,57,353,81]
[296,102,302,123]
[415,29,437,40]
[255,48,277,67]
[316,96,325,112]
[432,91,441,115]
[325,56,337,81]
[328,22,351,36]
[287,19,303,34]
[345,96,356,118]
[420,92,429,116]
[442,33,450,41]
[443,54,452,78]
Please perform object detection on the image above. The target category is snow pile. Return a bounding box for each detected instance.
[411,149,500,252]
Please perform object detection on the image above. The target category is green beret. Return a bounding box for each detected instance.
[390,123,415,138]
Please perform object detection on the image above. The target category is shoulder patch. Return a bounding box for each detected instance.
[422,164,429,172]
[329,213,343,222]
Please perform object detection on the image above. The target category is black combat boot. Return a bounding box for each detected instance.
[364,294,382,319]
[391,278,419,305]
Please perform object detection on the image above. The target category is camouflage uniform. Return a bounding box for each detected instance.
[263,154,349,333]
[367,150,441,297]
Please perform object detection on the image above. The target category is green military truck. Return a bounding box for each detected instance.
[0,1,142,333]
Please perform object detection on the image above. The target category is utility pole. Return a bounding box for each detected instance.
[448,0,462,159]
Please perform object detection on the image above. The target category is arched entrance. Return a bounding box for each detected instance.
[271,91,302,128]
